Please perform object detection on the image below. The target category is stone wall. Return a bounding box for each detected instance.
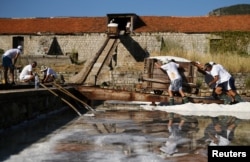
[130,33,209,54]
[0,88,86,129]
[0,32,209,59]
[0,34,107,62]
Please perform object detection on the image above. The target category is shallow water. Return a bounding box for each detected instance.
[0,104,250,162]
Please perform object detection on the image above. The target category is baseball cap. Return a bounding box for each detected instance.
[17,45,23,50]
[204,63,212,71]
[209,61,216,65]
[162,59,169,64]
[40,65,48,71]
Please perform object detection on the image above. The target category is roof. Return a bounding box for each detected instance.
[0,15,249,35]
[0,17,107,34]
[137,15,250,33]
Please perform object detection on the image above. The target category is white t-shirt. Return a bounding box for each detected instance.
[19,64,33,80]
[45,68,57,78]
[161,62,181,81]
[3,49,22,59]
[210,64,231,84]
[126,22,131,28]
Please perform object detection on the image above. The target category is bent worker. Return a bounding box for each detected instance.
[191,61,219,99]
[40,65,57,83]
[203,62,243,104]
[19,61,37,82]
[1,45,23,85]
[199,116,239,146]
[155,59,188,105]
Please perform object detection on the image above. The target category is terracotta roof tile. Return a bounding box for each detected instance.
[0,17,107,34]
[0,15,249,34]
[136,15,250,33]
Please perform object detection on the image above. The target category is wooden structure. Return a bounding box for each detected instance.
[107,23,119,37]
[74,55,224,105]
[141,56,198,95]
[75,86,224,104]
[106,13,136,37]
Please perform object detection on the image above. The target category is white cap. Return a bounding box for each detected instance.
[40,65,48,71]
[162,59,169,64]
[209,61,215,65]
[17,45,23,50]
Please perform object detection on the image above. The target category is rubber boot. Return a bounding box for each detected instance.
[212,89,219,99]
[235,94,243,102]
[169,97,174,105]
[219,94,231,105]
[167,113,174,132]
[182,96,189,104]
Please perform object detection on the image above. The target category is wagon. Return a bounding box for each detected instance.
[141,56,198,95]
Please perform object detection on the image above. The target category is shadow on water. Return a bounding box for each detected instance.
[0,107,250,161]
[0,107,78,161]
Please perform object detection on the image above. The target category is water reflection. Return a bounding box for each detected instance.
[159,114,243,158]
[0,108,249,162]
[160,113,198,156]
[197,116,239,146]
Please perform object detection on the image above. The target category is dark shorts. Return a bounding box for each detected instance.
[217,77,236,91]
[2,56,13,67]
[169,78,182,92]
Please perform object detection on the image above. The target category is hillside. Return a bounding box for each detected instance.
[209,4,250,16]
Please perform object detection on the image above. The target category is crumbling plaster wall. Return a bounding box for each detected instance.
[0,32,209,61]
[0,33,107,62]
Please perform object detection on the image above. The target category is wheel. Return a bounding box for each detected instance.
[154,90,163,95]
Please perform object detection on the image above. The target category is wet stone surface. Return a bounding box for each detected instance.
[0,106,250,162]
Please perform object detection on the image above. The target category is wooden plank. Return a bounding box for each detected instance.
[75,86,223,104]
[142,77,169,84]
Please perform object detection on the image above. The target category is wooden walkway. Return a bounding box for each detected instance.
[75,86,224,104]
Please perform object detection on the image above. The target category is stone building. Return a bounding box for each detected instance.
[0,14,250,93]
[0,14,249,58]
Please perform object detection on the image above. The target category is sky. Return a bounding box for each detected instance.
[0,0,249,18]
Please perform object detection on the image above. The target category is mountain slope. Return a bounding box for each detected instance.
[209,4,250,16]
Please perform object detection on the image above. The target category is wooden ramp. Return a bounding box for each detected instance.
[69,38,118,84]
